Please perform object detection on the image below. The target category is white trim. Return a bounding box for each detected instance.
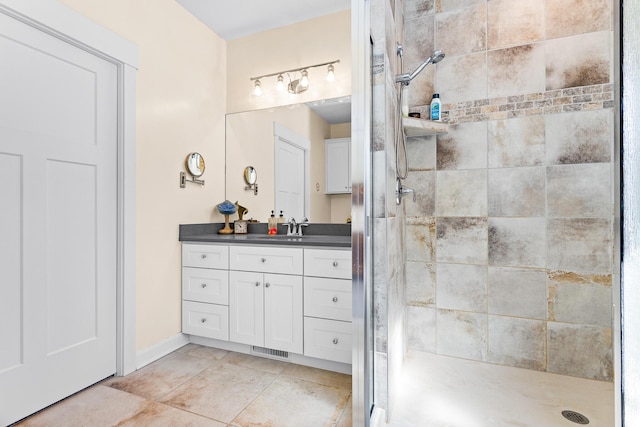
[0,0,139,378]
[0,0,138,67]
[136,334,190,370]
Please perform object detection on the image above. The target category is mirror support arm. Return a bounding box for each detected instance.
[179,171,205,188]
[245,182,258,195]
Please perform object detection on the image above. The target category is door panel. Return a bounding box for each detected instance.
[229,271,264,347]
[0,11,118,425]
[264,273,303,353]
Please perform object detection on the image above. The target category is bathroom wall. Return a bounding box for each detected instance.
[371,0,407,418]
[226,10,351,114]
[402,0,614,381]
[58,0,228,352]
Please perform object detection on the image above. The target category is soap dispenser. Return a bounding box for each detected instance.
[278,211,285,223]
[268,211,277,235]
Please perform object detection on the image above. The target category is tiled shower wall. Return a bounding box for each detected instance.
[403,0,614,381]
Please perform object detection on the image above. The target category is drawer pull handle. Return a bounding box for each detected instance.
[201,318,207,323]
[255,281,260,287]
[332,261,339,267]
[332,338,339,345]
[201,283,207,288]
[332,296,338,303]
[261,258,267,263]
[265,282,271,288]
[201,254,207,259]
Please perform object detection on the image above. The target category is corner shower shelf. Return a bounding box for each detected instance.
[403,117,448,137]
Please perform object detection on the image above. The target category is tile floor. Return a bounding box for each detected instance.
[15,344,353,427]
[385,350,615,427]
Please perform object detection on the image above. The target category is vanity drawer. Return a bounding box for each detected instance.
[182,301,229,341]
[229,245,303,275]
[304,248,352,279]
[304,317,352,364]
[182,267,228,305]
[304,277,352,322]
[182,244,229,269]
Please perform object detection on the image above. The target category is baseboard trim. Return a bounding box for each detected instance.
[135,333,189,370]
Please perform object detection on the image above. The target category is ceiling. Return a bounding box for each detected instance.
[176,0,351,40]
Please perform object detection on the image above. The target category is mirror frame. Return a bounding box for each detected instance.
[185,152,205,177]
[244,166,257,185]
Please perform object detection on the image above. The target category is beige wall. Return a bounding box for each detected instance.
[225,105,332,222]
[59,0,227,351]
[227,10,351,113]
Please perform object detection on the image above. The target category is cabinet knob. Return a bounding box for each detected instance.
[201,318,207,323]
[333,261,339,267]
[332,338,339,345]
[265,282,271,288]
[332,296,338,303]
[255,281,260,287]
[201,283,207,288]
[261,257,267,263]
[201,254,207,259]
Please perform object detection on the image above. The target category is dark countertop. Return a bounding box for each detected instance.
[179,223,352,248]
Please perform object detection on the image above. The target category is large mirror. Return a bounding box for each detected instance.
[225,96,351,223]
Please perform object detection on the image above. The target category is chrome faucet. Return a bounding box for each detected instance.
[395,178,416,205]
[283,217,297,236]
[297,217,309,236]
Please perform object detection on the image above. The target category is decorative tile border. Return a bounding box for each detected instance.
[413,83,614,124]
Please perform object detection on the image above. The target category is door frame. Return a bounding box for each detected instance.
[0,0,138,376]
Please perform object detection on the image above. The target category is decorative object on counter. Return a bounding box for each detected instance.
[234,220,248,234]
[216,200,237,234]
[244,166,258,195]
[235,201,248,220]
[180,152,206,188]
[268,211,277,235]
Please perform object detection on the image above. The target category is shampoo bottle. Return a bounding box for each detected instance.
[430,93,441,121]
[401,86,409,117]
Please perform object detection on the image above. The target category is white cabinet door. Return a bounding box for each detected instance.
[0,12,118,425]
[229,271,264,347]
[264,273,303,354]
[325,138,351,194]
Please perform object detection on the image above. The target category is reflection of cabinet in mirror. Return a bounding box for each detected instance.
[325,138,351,194]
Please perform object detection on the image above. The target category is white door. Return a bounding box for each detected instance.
[0,11,118,425]
[274,124,310,221]
[264,273,303,354]
[229,271,264,347]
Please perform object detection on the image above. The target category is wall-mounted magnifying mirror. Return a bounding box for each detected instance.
[186,152,205,177]
[180,152,205,188]
[244,166,258,195]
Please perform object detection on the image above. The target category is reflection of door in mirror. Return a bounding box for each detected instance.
[274,123,310,220]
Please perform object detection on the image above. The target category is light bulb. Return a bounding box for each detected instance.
[254,79,262,96]
[300,70,309,88]
[276,75,284,91]
[326,64,335,82]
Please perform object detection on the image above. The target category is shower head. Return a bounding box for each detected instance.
[395,50,445,85]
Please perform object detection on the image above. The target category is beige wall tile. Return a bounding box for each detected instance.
[405,0,436,19]
[488,44,546,98]
[488,218,546,268]
[547,218,612,274]
[488,167,546,217]
[437,263,487,312]
[436,0,485,13]
[488,0,544,49]
[406,261,436,306]
[407,135,437,170]
[488,316,547,370]
[436,217,488,264]
[406,217,437,261]
[404,171,436,216]
[436,52,487,103]
[488,116,546,168]
[436,121,488,170]
[488,267,547,319]
[545,109,612,165]
[546,0,611,39]
[547,322,613,381]
[407,306,437,352]
[437,309,487,361]
[547,164,612,217]
[436,169,488,216]
[546,31,611,90]
[404,15,435,66]
[436,4,486,56]
[548,271,613,327]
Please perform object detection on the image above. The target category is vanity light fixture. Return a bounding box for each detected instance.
[250,59,340,96]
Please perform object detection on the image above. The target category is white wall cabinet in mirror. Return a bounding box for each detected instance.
[325,138,351,194]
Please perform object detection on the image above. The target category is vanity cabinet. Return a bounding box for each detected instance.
[303,248,352,364]
[181,244,229,340]
[229,245,304,354]
[325,138,351,194]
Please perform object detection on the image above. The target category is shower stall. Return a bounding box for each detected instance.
[351,0,630,425]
